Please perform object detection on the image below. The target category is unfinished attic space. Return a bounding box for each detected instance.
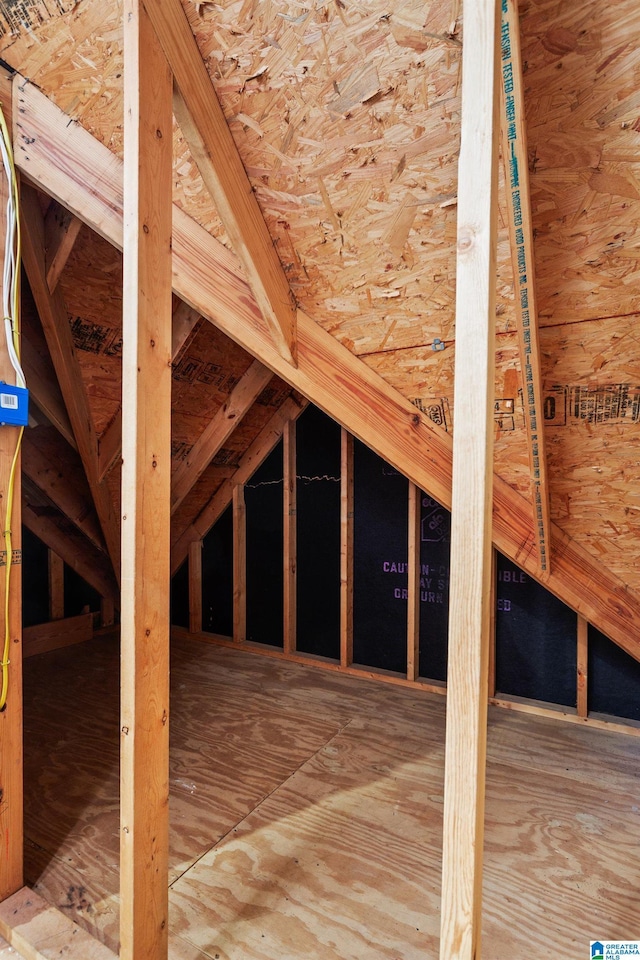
[0,0,639,957]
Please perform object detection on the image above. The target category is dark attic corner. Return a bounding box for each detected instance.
[0,0,639,959]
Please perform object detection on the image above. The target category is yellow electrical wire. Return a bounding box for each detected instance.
[0,426,22,711]
[0,101,23,712]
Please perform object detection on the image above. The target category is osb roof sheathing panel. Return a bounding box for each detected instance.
[0,0,639,594]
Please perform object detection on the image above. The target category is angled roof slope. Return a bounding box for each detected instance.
[0,0,638,654]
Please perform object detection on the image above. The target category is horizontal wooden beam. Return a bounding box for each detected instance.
[142,0,297,365]
[23,613,93,659]
[13,74,640,661]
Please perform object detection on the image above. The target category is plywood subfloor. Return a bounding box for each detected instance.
[22,633,640,959]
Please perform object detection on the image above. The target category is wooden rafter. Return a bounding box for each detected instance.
[13,74,640,661]
[22,303,77,450]
[22,485,118,603]
[141,0,297,365]
[22,431,106,553]
[44,199,82,293]
[96,411,122,483]
[20,184,121,580]
[170,358,273,514]
[171,299,200,358]
[171,395,308,574]
[120,2,173,958]
[500,0,551,574]
[440,0,500,954]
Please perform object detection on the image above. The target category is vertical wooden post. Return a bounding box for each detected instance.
[188,540,203,635]
[233,484,246,643]
[488,550,497,699]
[120,3,172,959]
[577,615,588,719]
[0,78,23,902]
[407,483,421,681]
[439,1,500,958]
[283,419,296,654]
[48,549,65,621]
[101,597,115,628]
[340,428,354,668]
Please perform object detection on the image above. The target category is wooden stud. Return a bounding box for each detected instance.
[283,419,296,655]
[488,549,497,699]
[120,3,173,959]
[15,76,640,662]
[340,428,354,669]
[101,597,115,628]
[439,2,500,958]
[232,484,246,644]
[141,0,297,365]
[48,549,65,621]
[577,615,588,719]
[171,396,308,575]
[0,79,22,899]
[499,0,551,574]
[407,483,421,681]
[44,200,82,294]
[188,541,203,635]
[20,184,121,581]
[171,359,273,514]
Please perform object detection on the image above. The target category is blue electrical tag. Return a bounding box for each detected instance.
[0,383,29,426]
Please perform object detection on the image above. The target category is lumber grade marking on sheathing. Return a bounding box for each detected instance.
[11,73,640,660]
[500,0,550,574]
